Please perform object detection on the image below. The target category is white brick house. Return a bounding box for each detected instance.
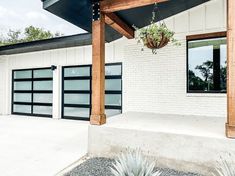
[0,0,227,119]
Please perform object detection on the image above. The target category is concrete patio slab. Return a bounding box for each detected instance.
[89,112,235,175]
[0,115,88,176]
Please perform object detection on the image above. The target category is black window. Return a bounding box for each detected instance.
[187,37,227,93]
[62,63,122,121]
[12,68,53,117]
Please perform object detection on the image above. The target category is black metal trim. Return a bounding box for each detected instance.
[105,62,122,66]
[64,104,90,108]
[63,90,91,94]
[105,90,122,94]
[61,66,65,121]
[105,105,122,110]
[64,76,91,80]
[63,64,92,68]
[62,116,90,121]
[13,102,52,106]
[92,0,100,21]
[186,36,227,94]
[105,75,122,79]
[14,78,53,82]
[13,67,52,72]
[12,112,52,118]
[14,90,53,93]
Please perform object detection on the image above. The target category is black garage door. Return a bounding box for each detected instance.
[12,67,53,117]
[62,63,122,120]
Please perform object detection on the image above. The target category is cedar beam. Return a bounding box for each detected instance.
[226,0,235,138]
[105,13,134,39]
[90,3,106,125]
[101,0,168,13]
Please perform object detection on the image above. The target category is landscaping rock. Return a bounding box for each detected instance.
[64,157,201,176]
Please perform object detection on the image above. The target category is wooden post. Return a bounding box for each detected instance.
[90,1,106,125]
[226,0,235,138]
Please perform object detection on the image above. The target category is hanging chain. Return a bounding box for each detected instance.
[151,2,166,26]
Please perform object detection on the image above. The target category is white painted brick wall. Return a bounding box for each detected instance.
[121,0,227,117]
[0,0,227,117]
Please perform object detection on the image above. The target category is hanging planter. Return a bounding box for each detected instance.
[133,4,180,54]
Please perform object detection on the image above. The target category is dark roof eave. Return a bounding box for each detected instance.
[0,33,92,56]
[42,0,210,42]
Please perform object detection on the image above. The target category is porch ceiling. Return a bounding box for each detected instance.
[42,0,210,42]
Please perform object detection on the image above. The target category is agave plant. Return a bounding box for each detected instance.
[110,150,161,176]
[212,154,235,176]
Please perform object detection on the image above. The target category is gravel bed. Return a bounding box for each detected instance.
[64,157,201,176]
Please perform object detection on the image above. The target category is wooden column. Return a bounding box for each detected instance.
[226,0,235,138]
[90,2,106,125]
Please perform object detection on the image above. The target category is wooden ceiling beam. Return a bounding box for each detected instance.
[100,0,168,13]
[105,13,134,39]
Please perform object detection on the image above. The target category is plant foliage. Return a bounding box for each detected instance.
[111,150,161,176]
[0,26,62,46]
[134,12,179,54]
[212,154,235,176]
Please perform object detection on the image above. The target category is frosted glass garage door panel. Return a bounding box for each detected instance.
[14,82,32,90]
[34,69,53,78]
[64,67,90,77]
[14,70,32,79]
[14,105,31,113]
[34,81,53,90]
[33,106,52,115]
[105,65,121,76]
[105,109,121,117]
[64,80,90,90]
[105,94,121,106]
[33,94,53,103]
[14,93,31,102]
[105,79,121,91]
[64,94,90,105]
[64,107,90,118]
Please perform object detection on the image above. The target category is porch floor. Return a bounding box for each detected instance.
[0,115,88,176]
[89,112,235,175]
[105,112,227,138]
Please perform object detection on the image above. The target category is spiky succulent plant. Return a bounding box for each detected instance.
[212,154,235,176]
[110,150,161,176]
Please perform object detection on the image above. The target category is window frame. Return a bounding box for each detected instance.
[186,31,227,94]
[12,67,53,118]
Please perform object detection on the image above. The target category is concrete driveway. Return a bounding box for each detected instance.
[0,115,88,176]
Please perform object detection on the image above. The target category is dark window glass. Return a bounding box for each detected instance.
[187,37,226,93]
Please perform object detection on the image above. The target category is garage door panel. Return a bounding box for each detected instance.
[12,67,53,117]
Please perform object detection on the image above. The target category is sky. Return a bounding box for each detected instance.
[0,0,86,37]
[189,44,226,79]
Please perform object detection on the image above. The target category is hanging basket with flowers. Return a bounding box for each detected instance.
[133,3,180,54]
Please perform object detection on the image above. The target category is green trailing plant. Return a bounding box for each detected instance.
[110,150,161,176]
[133,8,180,54]
[212,154,235,176]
